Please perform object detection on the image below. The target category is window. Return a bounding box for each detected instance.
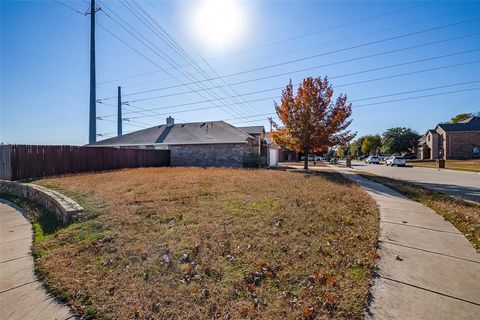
[473,146,480,158]
[427,135,430,142]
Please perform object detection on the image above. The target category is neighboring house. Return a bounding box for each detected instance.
[238,126,266,155]
[91,117,258,167]
[417,129,440,160]
[417,116,480,160]
[278,147,300,162]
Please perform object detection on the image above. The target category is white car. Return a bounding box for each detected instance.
[301,155,321,161]
[365,156,380,164]
[385,156,406,167]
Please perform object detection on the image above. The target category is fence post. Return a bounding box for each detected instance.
[0,145,12,180]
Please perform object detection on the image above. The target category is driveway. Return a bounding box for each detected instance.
[350,162,480,203]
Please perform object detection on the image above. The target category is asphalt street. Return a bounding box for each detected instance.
[351,162,480,203]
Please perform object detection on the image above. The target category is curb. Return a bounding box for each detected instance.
[0,180,84,224]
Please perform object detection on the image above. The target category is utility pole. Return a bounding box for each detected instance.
[88,0,97,144]
[117,86,122,136]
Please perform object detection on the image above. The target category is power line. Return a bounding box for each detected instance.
[97,100,173,124]
[127,0,259,115]
[202,1,438,61]
[130,81,480,119]
[229,8,473,73]
[97,0,439,85]
[118,0,253,118]
[97,59,480,119]
[99,15,480,95]
[226,79,480,113]
[101,75,480,121]
[117,0,247,118]
[222,87,480,124]
[350,80,480,102]
[216,17,480,78]
[354,87,480,108]
[98,0,251,119]
[114,85,480,130]
[55,0,479,129]
[227,34,480,86]
[97,117,146,129]
[122,48,480,104]
[56,0,236,121]
[97,32,480,101]
[54,0,87,15]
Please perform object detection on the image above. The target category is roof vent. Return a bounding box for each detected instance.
[166,116,174,127]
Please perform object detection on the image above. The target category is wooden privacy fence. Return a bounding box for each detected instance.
[0,145,170,181]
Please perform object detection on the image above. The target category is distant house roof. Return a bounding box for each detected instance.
[417,135,426,146]
[436,116,480,133]
[90,121,254,146]
[238,126,265,135]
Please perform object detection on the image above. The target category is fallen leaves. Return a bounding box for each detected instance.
[326,275,336,286]
[33,168,379,319]
[302,307,315,319]
[325,292,335,304]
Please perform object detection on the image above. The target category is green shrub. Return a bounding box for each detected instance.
[242,152,266,168]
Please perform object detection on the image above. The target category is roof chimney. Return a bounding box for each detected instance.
[166,116,174,127]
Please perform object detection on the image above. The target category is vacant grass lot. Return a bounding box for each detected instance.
[358,172,480,251]
[32,168,379,320]
[408,159,480,172]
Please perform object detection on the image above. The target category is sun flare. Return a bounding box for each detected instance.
[192,0,245,50]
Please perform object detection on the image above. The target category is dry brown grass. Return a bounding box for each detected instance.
[33,168,379,320]
[408,159,480,172]
[358,172,480,251]
[278,161,329,169]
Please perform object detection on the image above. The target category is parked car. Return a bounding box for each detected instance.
[329,158,338,163]
[301,154,321,161]
[365,156,380,164]
[385,156,406,167]
[401,153,416,160]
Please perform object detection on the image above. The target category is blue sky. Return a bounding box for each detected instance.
[1,0,479,145]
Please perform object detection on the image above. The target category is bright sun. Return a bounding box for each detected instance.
[192,0,245,50]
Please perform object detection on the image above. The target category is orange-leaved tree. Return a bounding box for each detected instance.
[270,76,355,170]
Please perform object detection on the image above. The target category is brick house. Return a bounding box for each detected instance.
[91,117,263,167]
[417,116,480,160]
[238,126,266,156]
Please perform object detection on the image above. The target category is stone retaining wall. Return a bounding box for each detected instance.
[0,180,84,224]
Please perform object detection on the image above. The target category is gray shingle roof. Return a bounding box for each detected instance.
[91,121,253,146]
[238,126,265,135]
[437,116,480,132]
[417,135,426,146]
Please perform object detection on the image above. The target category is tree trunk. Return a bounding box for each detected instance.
[303,148,308,171]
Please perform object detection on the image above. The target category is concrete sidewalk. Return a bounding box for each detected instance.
[0,200,75,320]
[336,170,480,319]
